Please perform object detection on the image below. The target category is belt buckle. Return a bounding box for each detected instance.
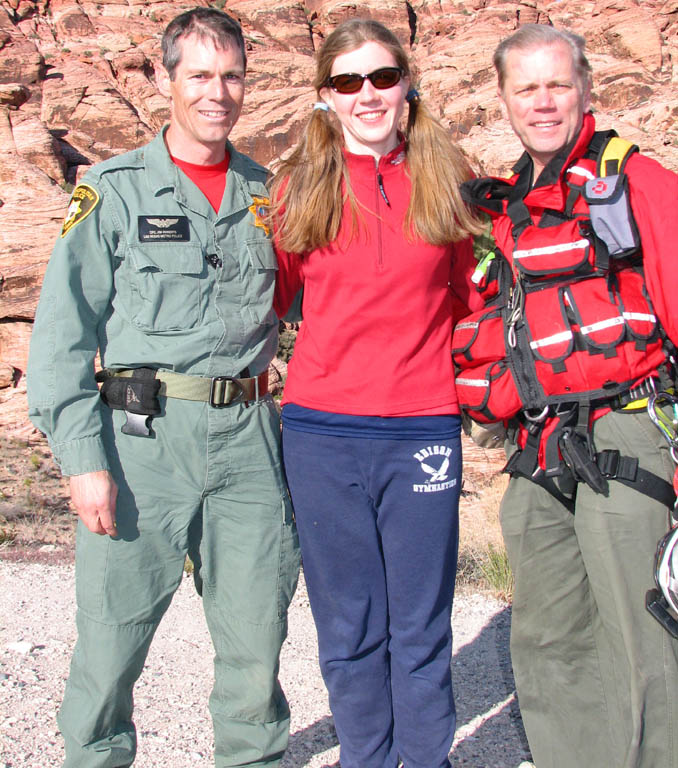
[209,376,244,408]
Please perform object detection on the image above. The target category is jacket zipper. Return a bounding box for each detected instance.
[375,160,390,270]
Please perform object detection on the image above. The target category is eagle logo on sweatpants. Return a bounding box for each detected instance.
[412,446,457,493]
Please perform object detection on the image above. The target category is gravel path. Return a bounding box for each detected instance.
[0,560,531,767]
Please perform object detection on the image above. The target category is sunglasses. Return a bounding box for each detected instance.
[326,67,403,95]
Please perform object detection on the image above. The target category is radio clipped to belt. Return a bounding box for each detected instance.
[96,367,161,437]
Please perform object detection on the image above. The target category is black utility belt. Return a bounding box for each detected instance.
[95,367,269,436]
[96,367,268,411]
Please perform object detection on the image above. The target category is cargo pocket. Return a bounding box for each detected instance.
[120,243,204,332]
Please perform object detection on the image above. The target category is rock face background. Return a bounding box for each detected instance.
[1,0,677,434]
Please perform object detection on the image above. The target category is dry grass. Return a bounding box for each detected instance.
[0,434,75,559]
[458,441,514,601]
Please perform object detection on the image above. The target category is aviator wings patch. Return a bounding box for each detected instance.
[146,218,179,228]
[61,184,100,238]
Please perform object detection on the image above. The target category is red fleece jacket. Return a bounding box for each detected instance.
[274,143,481,417]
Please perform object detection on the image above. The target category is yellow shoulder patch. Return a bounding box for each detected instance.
[597,136,638,177]
[61,183,100,238]
[248,195,270,236]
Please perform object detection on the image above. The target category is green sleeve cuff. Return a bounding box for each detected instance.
[51,436,111,477]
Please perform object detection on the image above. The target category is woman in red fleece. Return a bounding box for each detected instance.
[271,19,482,768]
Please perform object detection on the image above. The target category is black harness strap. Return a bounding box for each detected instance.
[504,398,676,512]
[503,422,541,478]
[596,450,675,508]
[504,443,576,514]
[507,442,674,512]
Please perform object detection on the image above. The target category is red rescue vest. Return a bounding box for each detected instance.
[455,132,668,425]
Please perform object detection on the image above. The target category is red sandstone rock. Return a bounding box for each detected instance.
[0,0,677,433]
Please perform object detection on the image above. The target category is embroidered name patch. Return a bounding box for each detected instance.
[248,196,270,236]
[138,216,190,242]
[61,184,100,238]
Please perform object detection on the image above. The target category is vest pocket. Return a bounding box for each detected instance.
[452,307,504,365]
[453,308,521,423]
[584,173,640,258]
[523,271,663,398]
[523,285,574,369]
[565,280,626,355]
[610,270,658,345]
[455,360,522,424]
[513,219,592,277]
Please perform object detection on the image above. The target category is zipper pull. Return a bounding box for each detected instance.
[377,172,390,207]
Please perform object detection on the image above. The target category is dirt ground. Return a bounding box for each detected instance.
[0,431,530,768]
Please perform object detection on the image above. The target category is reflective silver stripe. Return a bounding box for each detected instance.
[456,378,489,387]
[529,330,573,350]
[579,313,655,336]
[623,311,656,323]
[568,164,595,181]
[514,239,589,260]
[580,316,625,335]
[455,321,479,331]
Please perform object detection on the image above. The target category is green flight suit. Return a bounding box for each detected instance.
[27,127,300,768]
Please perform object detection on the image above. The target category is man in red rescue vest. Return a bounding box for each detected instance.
[458,24,678,768]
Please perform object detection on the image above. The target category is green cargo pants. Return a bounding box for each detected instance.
[57,395,300,767]
[501,408,678,768]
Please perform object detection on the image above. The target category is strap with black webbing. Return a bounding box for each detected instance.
[595,450,675,508]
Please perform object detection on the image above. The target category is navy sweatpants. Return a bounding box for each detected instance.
[282,425,461,768]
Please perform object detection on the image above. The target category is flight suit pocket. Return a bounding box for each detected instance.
[120,244,204,332]
[242,238,278,325]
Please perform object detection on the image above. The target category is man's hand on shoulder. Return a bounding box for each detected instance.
[69,470,118,536]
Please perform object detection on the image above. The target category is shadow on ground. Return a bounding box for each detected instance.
[451,605,532,767]
[284,714,338,766]
[282,605,531,768]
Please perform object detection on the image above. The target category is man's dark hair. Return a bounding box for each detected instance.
[162,7,247,80]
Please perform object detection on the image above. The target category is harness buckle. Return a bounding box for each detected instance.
[597,449,620,479]
[209,376,245,408]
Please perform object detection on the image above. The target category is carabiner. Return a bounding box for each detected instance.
[647,391,678,464]
[523,406,549,424]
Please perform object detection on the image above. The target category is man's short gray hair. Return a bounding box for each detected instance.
[493,24,592,92]
[162,7,247,80]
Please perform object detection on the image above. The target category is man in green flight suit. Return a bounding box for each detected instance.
[27,8,300,767]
